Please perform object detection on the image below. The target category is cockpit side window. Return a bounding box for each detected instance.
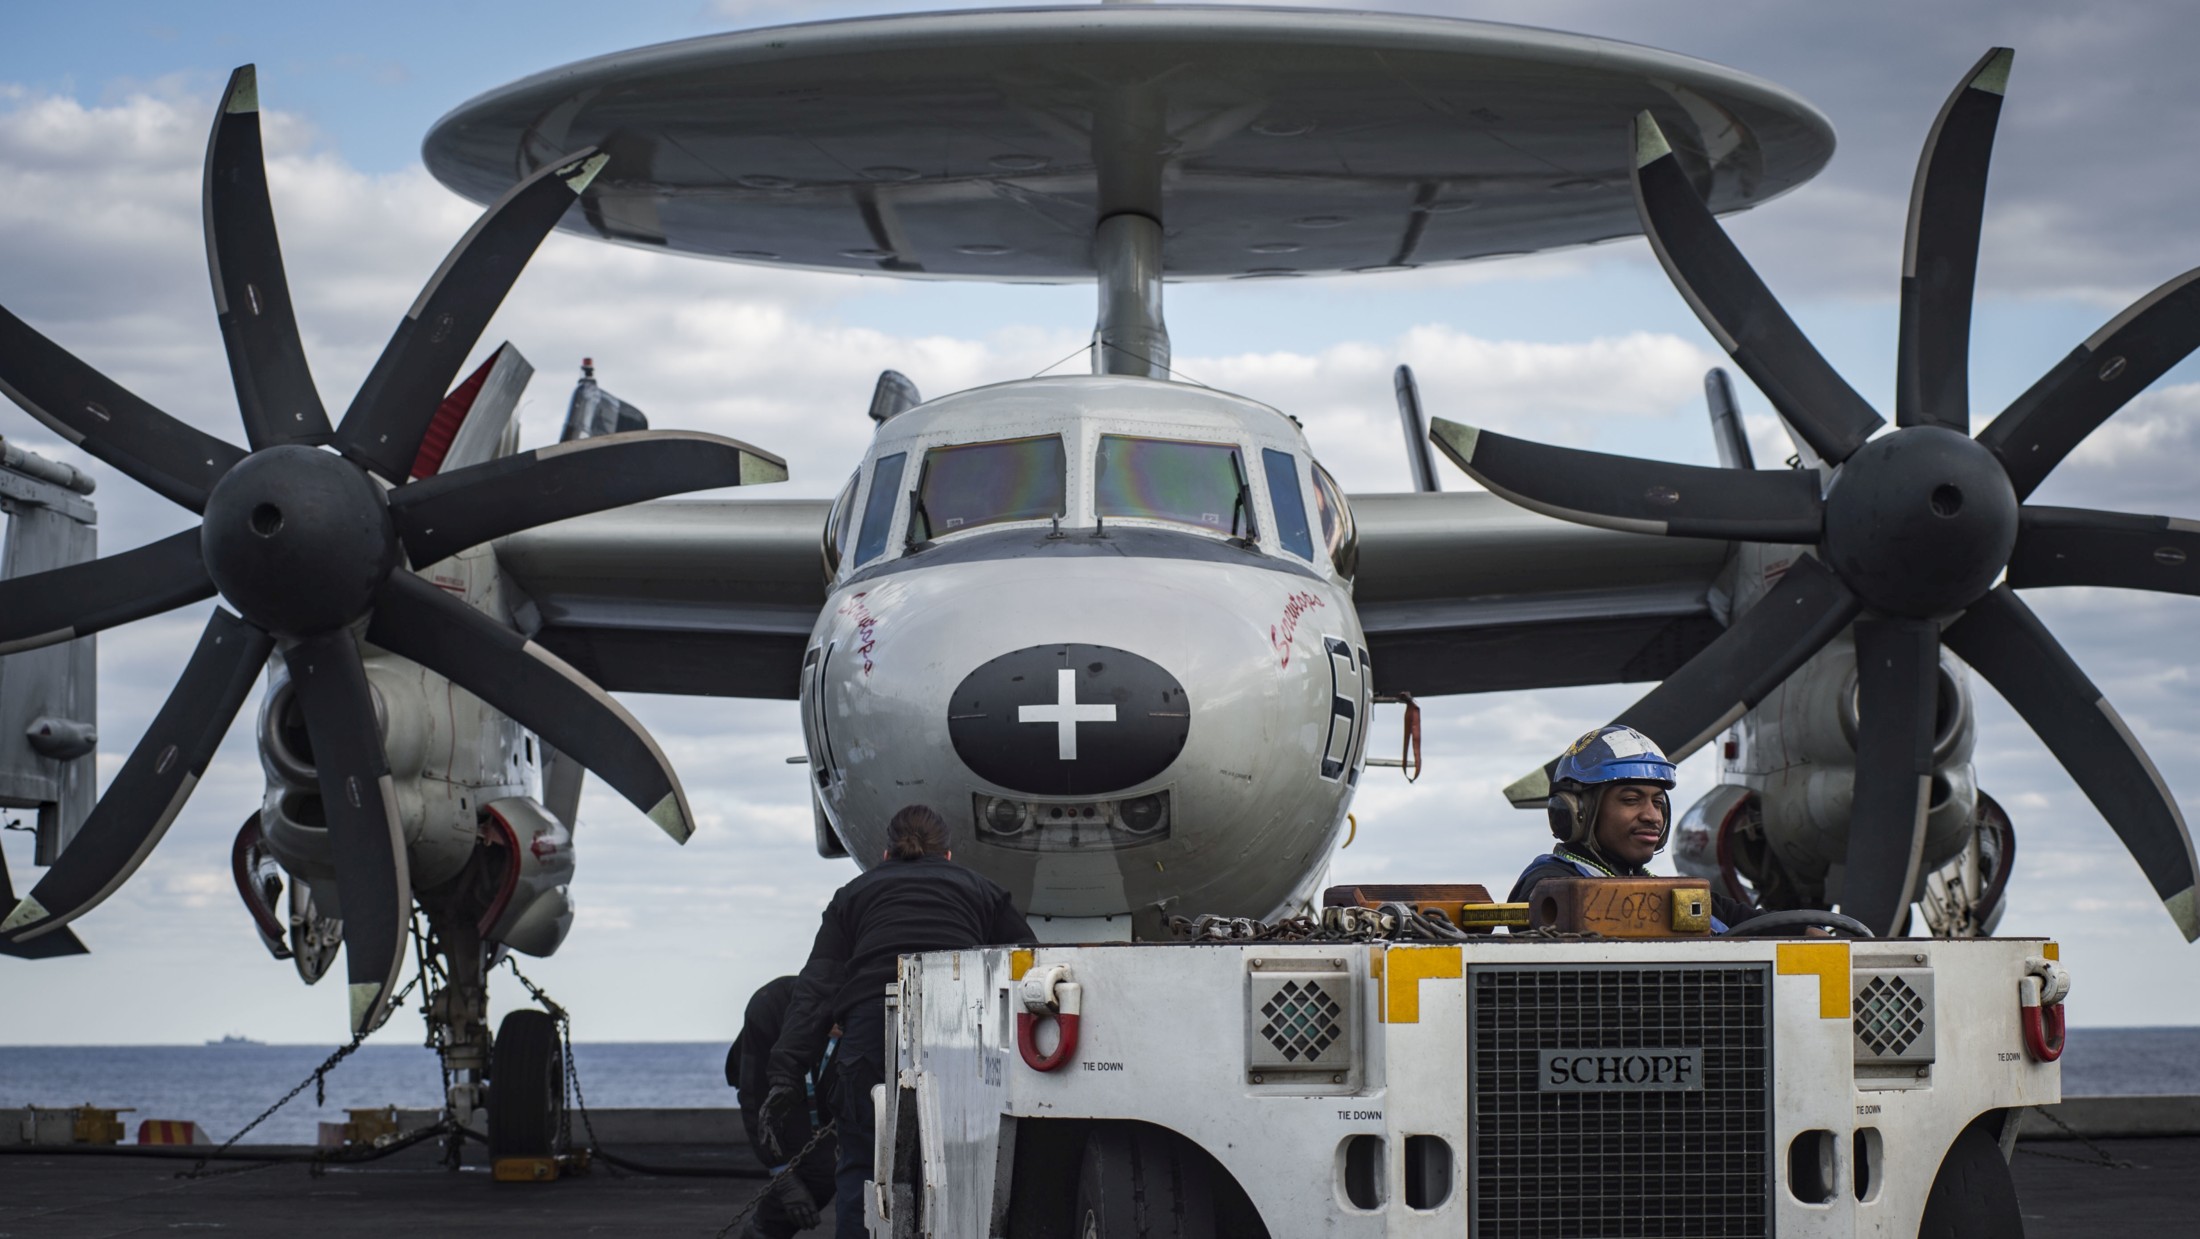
[854,452,907,566]
[1095,435,1251,537]
[1312,462,1358,579]
[822,470,858,577]
[911,435,1065,541]
[1261,448,1314,560]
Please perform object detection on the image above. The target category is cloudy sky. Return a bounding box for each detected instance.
[3,0,2198,1048]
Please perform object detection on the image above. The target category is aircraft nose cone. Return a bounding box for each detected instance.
[948,644,1190,796]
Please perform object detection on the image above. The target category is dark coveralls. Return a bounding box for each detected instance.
[769,856,1035,1239]
[727,975,836,1237]
[1509,846,1762,933]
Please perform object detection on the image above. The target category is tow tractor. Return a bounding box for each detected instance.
[867,881,2067,1237]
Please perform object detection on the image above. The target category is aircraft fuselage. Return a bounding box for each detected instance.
[800,376,1371,939]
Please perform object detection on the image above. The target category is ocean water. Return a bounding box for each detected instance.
[4,1027,2194,1147]
[0,1041,731,1146]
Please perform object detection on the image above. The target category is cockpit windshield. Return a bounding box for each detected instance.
[1095,435,1248,536]
[912,435,1066,539]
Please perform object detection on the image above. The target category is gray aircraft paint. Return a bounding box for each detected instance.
[801,376,1368,935]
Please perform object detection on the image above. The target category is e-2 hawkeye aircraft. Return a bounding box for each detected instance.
[1,2,2195,1145]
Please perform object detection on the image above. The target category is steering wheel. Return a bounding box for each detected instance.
[1721,909,1875,939]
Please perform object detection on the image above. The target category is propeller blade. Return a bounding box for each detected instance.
[1704,367,1755,470]
[0,845,85,958]
[2007,506,2200,596]
[1394,364,1441,493]
[203,65,332,449]
[0,611,269,943]
[1944,586,2200,940]
[1618,555,1861,760]
[0,529,214,655]
[1630,112,1885,464]
[1896,49,2012,433]
[335,150,608,482]
[282,632,411,1035]
[0,305,245,512]
[1508,555,1865,806]
[1843,618,1942,936]
[1429,417,1823,542]
[1977,266,2200,500]
[364,571,695,842]
[386,429,787,568]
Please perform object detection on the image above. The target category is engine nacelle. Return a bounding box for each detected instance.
[1677,545,1982,913]
[249,544,558,973]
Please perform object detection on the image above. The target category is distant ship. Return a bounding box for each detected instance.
[204,1034,264,1047]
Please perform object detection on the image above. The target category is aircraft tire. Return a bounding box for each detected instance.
[1073,1124,1216,1239]
[488,1008,566,1159]
[1917,1114,2024,1239]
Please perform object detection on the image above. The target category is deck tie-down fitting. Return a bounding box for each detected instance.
[1016,964,1082,1072]
[2020,956,2070,1062]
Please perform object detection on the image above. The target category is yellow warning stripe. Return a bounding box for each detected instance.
[1776,941,1850,1019]
[1382,946,1462,1024]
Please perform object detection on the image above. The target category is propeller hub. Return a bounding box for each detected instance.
[1823,426,2017,617]
[201,445,399,636]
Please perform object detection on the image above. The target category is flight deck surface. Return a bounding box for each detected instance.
[0,1135,2193,1237]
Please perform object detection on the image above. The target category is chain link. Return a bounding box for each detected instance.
[499,954,607,1163]
[185,964,423,1179]
[711,1119,838,1239]
[2016,1105,2134,1169]
[1168,902,1535,943]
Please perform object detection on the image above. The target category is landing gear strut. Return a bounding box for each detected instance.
[417,911,491,1166]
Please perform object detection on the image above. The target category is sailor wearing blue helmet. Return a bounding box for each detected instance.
[1507,723,1761,932]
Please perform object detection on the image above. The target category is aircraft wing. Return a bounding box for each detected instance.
[497,492,1730,701]
[1350,492,1732,696]
[496,498,831,699]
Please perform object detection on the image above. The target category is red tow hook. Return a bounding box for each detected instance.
[1016,965,1082,1072]
[2020,958,2071,1063]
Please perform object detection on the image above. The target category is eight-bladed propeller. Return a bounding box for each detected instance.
[1433,48,2200,940]
[0,66,787,1033]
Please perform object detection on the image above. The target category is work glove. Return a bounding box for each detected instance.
[754,1083,803,1163]
[767,1169,822,1230]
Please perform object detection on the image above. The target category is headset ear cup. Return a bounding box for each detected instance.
[1546,791,1578,843]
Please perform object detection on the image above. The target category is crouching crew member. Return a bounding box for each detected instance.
[1509,723,1760,932]
[728,975,835,1237]
[762,804,1036,1239]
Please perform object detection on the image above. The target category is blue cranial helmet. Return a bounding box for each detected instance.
[1553,724,1677,790]
[1547,724,1676,847]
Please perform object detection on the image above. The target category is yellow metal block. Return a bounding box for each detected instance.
[71,1106,127,1145]
[1382,945,1462,1024]
[1455,903,1530,930]
[1010,949,1034,981]
[343,1106,398,1147]
[1527,877,1714,937]
[1776,941,1851,1018]
[494,1156,560,1182]
[2043,942,2059,961]
[1669,887,1711,933]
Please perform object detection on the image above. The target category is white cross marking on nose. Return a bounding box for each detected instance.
[1019,668,1117,760]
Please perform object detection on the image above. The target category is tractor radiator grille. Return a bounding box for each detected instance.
[1856,975,1925,1056]
[1468,964,1772,1238]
